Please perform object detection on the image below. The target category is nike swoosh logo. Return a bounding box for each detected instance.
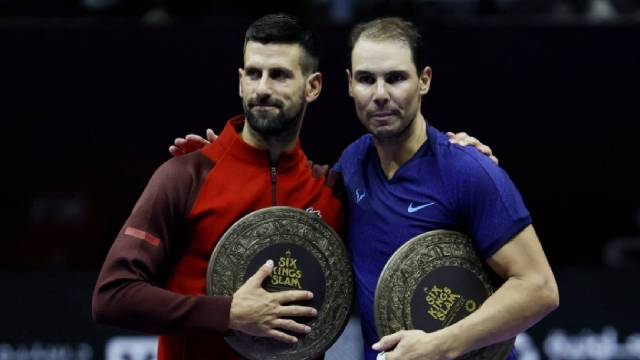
[407,202,436,213]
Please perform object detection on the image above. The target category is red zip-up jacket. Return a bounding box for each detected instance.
[92,115,345,360]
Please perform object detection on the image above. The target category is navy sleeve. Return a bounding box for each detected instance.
[332,134,372,175]
[452,149,532,259]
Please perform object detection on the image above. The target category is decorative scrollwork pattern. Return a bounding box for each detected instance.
[207,206,354,360]
[374,230,514,360]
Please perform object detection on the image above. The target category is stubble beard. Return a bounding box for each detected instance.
[367,108,417,143]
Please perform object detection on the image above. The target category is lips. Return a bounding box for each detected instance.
[249,99,283,109]
[370,111,394,117]
[252,105,279,110]
[368,110,399,122]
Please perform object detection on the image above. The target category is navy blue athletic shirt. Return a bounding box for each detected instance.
[334,124,531,360]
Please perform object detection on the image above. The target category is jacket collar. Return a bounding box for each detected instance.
[206,114,306,173]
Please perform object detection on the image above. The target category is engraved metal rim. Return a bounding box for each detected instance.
[206,206,353,360]
[374,229,485,336]
[374,229,514,360]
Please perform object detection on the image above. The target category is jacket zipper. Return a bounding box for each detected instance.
[270,165,277,206]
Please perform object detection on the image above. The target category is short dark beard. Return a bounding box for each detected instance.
[245,106,293,136]
[243,94,306,138]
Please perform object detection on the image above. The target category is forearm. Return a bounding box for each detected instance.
[93,276,232,335]
[440,274,559,358]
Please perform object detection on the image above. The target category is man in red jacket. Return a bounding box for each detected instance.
[93,13,345,360]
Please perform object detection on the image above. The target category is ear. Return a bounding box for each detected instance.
[346,69,353,97]
[238,68,244,98]
[419,66,432,96]
[305,72,323,103]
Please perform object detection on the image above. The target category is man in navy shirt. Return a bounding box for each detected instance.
[334,17,559,360]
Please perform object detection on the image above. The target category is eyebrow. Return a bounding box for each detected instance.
[353,70,374,76]
[244,66,295,76]
[271,67,295,76]
[386,70,410,77]
[353,70,410,77]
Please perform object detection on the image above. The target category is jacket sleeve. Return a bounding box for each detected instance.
[92,154,232,335]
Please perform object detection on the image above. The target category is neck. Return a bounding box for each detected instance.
[374,113,428,180]
[240,117,303,164]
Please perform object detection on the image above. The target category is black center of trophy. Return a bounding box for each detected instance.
[245,243,326,320]
[410,266,487,331]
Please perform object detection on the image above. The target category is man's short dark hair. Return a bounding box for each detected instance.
[244,13,319,74]
[348,17,424,73]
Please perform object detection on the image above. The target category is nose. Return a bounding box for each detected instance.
[373,79,389,108]
[256,73,272,98]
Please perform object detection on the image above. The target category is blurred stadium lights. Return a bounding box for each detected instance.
[0,0,638,24]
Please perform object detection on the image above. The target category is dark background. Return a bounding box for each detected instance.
[3,21,638,268]
[1,0,639,358]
